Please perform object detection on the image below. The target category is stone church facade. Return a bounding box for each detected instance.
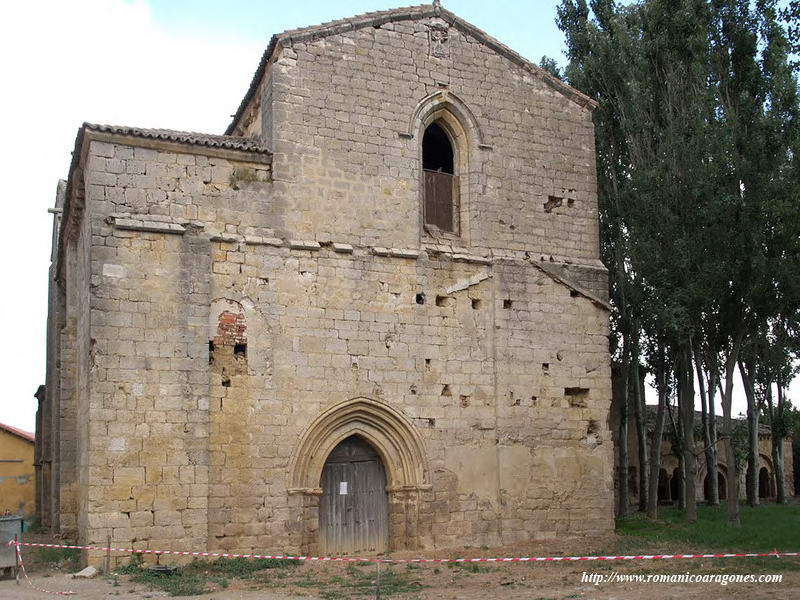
[41,3,614,563]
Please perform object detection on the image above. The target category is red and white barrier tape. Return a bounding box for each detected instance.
[13,542,76,596]
[6,540,800,564]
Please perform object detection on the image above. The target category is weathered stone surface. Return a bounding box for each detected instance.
[69,566,98,579]
[44,5,615,567]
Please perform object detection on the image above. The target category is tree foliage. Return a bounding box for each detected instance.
[556,0,800,522]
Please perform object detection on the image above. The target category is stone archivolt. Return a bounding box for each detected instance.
[287,397,430,495]
[404,90,487,148]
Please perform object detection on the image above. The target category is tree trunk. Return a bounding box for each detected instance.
[646,349,668,519]
[694,347,718,505]
[632,360,649,512]
[666,400,685,509]
[615,359,630,518]
[739,359,759,507]
[707,367,719,505]
[678,344,697,522]
[770,384,787,504]
[722,330,744,526]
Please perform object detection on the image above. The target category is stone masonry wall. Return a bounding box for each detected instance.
[267,16,600,262]
[70,131,612,561]
[56,9,614,563]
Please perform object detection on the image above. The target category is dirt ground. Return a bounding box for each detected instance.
[1,535,798,600]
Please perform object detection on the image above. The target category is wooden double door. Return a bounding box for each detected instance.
[319,436,389,555]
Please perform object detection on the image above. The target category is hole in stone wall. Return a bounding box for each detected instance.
[542,363,550,373]
[565,387,590,408]
[436,295,453,307]
[208,341,215,364]
[587,420,599,435]
[441,384,452,396]
[503,299,513,309]
[234,343,247,358]
[460,395,470,407]
[416,293,426,305]
[544,195,563,213]
[425,358,431,370]
[221,375,231,388]
[564,387,590,397]
[471,298,482,309]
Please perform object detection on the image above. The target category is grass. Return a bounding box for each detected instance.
[117,555,299,597]
[607,504,800,576]
[35,545,81,572]
[448,560,495,573]
[316,563,427,599]
[266,562,426,599]
[124,567,227,596]
[616,504,800,553]
[199,556,299,578]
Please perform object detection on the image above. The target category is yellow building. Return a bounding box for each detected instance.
[0,422,35,516]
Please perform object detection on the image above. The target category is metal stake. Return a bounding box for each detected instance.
[375,559,381,600]
[14,534,19,585]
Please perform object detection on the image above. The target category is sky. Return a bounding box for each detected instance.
[0,0,795,433]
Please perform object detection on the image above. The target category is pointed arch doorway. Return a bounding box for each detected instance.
[319,435,389,555]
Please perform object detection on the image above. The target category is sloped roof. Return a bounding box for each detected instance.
[0,422,35,443]
[85,123,271,154]
[225,2,595,135]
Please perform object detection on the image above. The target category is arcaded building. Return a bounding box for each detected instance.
[41,3,614,562]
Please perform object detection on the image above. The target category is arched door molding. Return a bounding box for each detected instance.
[287,397,430,496]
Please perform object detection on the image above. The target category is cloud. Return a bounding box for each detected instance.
[0,0,263,430]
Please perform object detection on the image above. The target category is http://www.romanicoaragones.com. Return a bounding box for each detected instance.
[581,571,783,586]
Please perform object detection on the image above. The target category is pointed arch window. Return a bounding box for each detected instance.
[422,121,458,234]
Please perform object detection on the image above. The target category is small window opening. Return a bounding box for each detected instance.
[416,293,426,305]
[503,299,513,309]
[423,122,454,173]
[208,341,215,364]
[234,343,247,358]
[471,298,482,309]
[423,122,457,233]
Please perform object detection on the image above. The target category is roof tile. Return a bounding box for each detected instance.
[85,123,271,154]
[0,422,35,443]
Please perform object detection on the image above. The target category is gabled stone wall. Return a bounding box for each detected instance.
[48,6,614,564]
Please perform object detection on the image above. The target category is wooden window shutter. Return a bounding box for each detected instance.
[424,170,456,233]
